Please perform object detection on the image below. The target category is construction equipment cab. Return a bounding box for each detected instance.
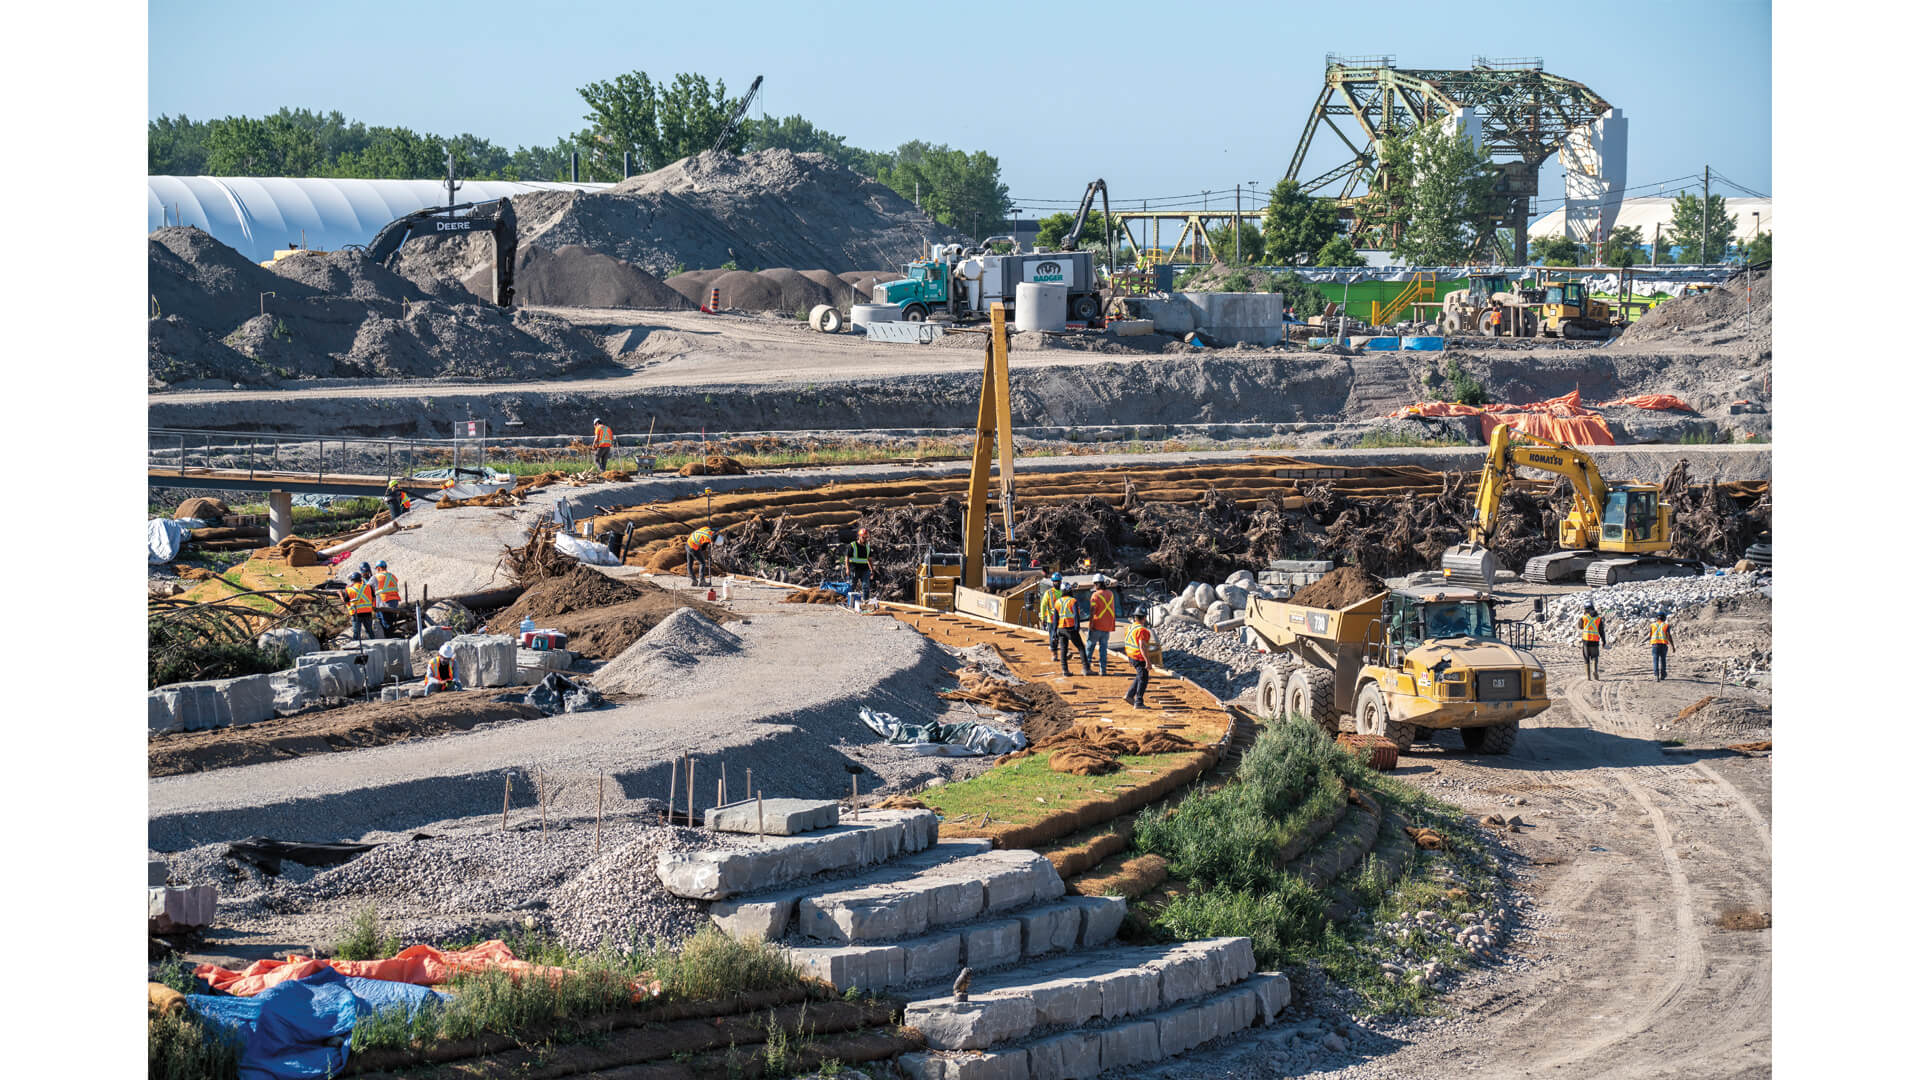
[1440,273,1539,336]
[1440,423,1702,588]
[1535,277,1616,339]
[1245,583,1547,754]
[358,198,518,307]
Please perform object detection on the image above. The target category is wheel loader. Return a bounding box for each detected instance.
[1245,584,1548,754]
[1439,273,1541,336]
[1439,423,1705,588]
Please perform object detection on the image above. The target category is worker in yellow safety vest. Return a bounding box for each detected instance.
[1054,588,1090,677]
[1038,573,1066,660]
[343,572,379,641]
[424,642,461,694]
[1647,611,1675,681]
[1123,607,1155,707]
[372,560,402,637]
[844,527,872,602]
[1086,574,1118,676]
[591,417,615,472]
[1579,602,1608,681]
[686,525,715,587]
[384,478,412,520]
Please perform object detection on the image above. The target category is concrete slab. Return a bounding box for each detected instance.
[1025,1030,1101,1080]
[1097,1019,1161,1073]
[703,797,839,836]
[149,885,216,933]
[655,808,937,899]
[449,634,517,688]
[707,838,990,941]
[908,996,1037,1051]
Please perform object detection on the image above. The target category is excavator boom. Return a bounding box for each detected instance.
[1442,422,1612,587]
[361,199,518,307]
[1060,179,1113,269]
[962,302,1016,589]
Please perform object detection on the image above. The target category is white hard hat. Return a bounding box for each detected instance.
[438,643,455,659]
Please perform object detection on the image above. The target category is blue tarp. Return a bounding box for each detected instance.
[187,969,449,1080]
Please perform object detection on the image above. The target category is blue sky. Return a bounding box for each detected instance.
[149,0,1770,214]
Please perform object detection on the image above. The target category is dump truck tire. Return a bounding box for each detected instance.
[1285,667,1338,734]
[1462,721,1519,755]
[1255,662,1297,720]
[1352,682,1416,750]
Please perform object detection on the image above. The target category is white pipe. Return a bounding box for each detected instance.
[319,520,399,558]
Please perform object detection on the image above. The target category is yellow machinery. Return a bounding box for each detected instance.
[1439,273,1537,336]
[1440,424,1704,588]
[1533,276,1616,339]
[1245,583,1548,754]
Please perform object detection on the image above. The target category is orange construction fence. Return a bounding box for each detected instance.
[1389,388,1616,446]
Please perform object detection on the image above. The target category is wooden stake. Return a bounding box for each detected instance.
[596,772,604,855]
[757,792,765,837]
[502,773,511,831]
[666,756,678,826]
[851,771,859,819]
[688,757,697,827]
[746,768,753,798]
[721,761,728,806]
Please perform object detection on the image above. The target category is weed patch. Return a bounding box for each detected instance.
[148,1008,241,1080]
[331,904,403,962]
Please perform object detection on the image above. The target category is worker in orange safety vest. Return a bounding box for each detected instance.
[686,525,715,587]
[591,417,615,473]
[372,560,402,637]
[1580,602,1608,681]
[1086,575,1118,675]
[1647,611,1674,681]
[424,642,461,694]
[343,572,379,641]
[1053,587,1090,677]
[1123,607,1155,707]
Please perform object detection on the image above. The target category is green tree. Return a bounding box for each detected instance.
[1599,225,1644,267]
[1531,234,1585,266]
[1314,235,1366,267]
[877,141,1010,236]
[149,114,210,174]
[1260,180,1340,265]
[1205,220,1264,265]
[576,71,745,179]
[1264,270,1323,316]
[203,116,281,175]
[1035,209,1110,250]
[1372,123,1497,265]
[1668,191,1737,264]
[326,126,445,179]
[1739,229,1771,265]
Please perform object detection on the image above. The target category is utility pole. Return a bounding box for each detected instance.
[1234,184,1241,264]
[1700,164,1710,264]
[444,152,461,208]
[1651,222,1661,267]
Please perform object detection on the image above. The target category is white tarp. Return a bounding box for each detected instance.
[148,519,188,565]
[554,532,621,566]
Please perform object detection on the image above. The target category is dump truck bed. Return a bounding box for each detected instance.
[1245,590,1387,650]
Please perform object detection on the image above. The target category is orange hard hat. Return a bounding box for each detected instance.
[858,527,869,537]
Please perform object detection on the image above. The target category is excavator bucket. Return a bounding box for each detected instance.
[1440,543,1500,588]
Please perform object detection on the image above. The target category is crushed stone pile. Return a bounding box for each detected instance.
[508,149,963,278]
[591,608,744,696]
[1150,620,1269,703]
[147,226,611,387]
[1615,269,1770,355]
[511,244,694,310]
[1539,572,1770,649]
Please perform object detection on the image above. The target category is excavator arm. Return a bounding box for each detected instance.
[359,199,518,307]
[1060,179,1113,267]
[1443,422,1612,585]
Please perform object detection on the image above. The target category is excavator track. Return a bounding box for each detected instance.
[1583,557,1706,588]
[1524,551,1598,585]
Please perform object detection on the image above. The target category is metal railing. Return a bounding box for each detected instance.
[148,428,491,487]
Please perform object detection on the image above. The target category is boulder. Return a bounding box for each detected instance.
[1203,600,1236,628]
[411,625,456,653]
[257,627,321,661]
[425,600,474,632]
[1193,583,1217,607]
[1219,584,1250,609]
[1225,570,1257,589]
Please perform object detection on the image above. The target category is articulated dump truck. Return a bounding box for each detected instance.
[1245,584,1549,754]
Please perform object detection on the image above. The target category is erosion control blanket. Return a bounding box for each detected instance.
[1390,389,1615,445]
[859,705,1026,757]
[188,968,449,1080]
[1598,393,1695,412]
[195,940,565,997]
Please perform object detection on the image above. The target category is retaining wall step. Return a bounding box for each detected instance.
[709,839,992,941]
[786,895,1125,993]
[656,809,939,900]
[794,849,1065,944]
[904,938,1257,1051]
[704,797,840,836]
[899,972,1290,1080]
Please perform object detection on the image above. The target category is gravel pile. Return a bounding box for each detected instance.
[592,609,745,696]
[513,244,695,310]
[1538,572,1771,647]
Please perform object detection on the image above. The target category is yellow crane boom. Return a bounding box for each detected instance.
[962,302,1015,589]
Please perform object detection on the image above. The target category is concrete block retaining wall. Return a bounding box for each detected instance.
[452,634,520,688]
[147,674,275,734]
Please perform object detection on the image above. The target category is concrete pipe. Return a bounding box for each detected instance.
[809,305,844,333]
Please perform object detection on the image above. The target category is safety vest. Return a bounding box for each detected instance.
[425,656,456,686]
[847,540,870,565]
[1124,623,1153,661]
[372,571,400,604]
[346,582,375,615]
[1040,586,1063,623]
[1053,593,1079,629]
[1089,589,1117,632]
[1580,614,1603,642]
[397,491,412,510]
[593,424,614,449]
[1650,620,1670,646]
[688,526,714,550]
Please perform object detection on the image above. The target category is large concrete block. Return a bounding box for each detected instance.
[797,884,931,944]
[899,1050,1029,1080]
[1178,292,1291,347]
[516,647,576,677]
[1247,972,1292,1023]
[257,627,320,661]
[148,885,216,933]
[787,942,905,993]
[903,932,964,985]
[1026,1030,1102,1080]
[706,838,991,942]
[208,674,275,727]
[450,634,517,688]
[1155,994,1222,1057]
[907,996,1036,1051]
[1097,1018,1162,1072]
[704,798,839,836]
[1018,903,1083,958]
[1093,965,1160,1020]
[962,919,1025,971]
[148,691,184,735]
[1065,896,1126,947]
[940,851,1054,914]
[1149,949,1219,1006]
[656,811,936,899]
[1024,976,1104,1029]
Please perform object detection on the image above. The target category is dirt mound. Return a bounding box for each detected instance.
[707,269,782,311]
[516,245,695,310]
[1291,566,1386,609]
[663,268,725,306]
[592,608,744,695]
[839,270,893,302]
[757,268,837,312]
[264,249,430,304]
[174,497,229,522]
[1615,270,1770,355]
[678,455,747,476]
[148,314,267,388]
[391,231,495,301]
[149,226,319,332]
[149,696,546,776]
[799,269,855,306]
[489,568,732,658]
[514,149,964,277]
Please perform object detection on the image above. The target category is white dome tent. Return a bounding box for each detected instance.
[147,176,613,264]
[1529,195,1771,257]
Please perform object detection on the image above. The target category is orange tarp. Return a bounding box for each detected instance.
[1388,389,1615,445]
[1598,393,1694,412]
[192,940,658,999]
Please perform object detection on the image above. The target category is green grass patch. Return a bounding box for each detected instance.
[332,904,404,962]
[1353,430,1476,449]
[149,1007,242,1080]
[916,750,1172,829]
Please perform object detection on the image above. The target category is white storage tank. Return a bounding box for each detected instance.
[850,303,902,327]
[1013,283,1067,332]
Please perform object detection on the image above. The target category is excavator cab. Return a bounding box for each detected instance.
[1600,487,1667,548]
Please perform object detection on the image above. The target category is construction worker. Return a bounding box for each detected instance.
[1039,573,1065,660]
[343,572,379,641]
[845,527,872,602]
[1580,602,1608,681]
[1086,575,1118,676]
[1054,586,1091,677]
[1123,606,1154,707]
[1648,611,1675,681]
[1487,306,1503,338]
[686,525,715,587]
[591,417,615,473]
[384,478,412,520]
[424,642,460,694]
[372,560,402,637]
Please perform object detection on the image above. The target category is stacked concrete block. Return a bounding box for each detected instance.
[449,634,519,688]
[657,809,939,901]
[380,685,428,701]
[704,798,840,837]
[146,674,276,733]
[708,840,992,941]
[256,627,321,661]
[515,648,577,680]
[148,885,217,934]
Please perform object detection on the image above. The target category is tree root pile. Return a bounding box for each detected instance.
[1661,460,1771,564]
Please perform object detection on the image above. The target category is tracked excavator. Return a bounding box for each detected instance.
[1440,424,1704,588]
[357,198,518,307]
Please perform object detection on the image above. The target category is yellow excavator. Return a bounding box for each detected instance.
[1440,424,1704,588]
